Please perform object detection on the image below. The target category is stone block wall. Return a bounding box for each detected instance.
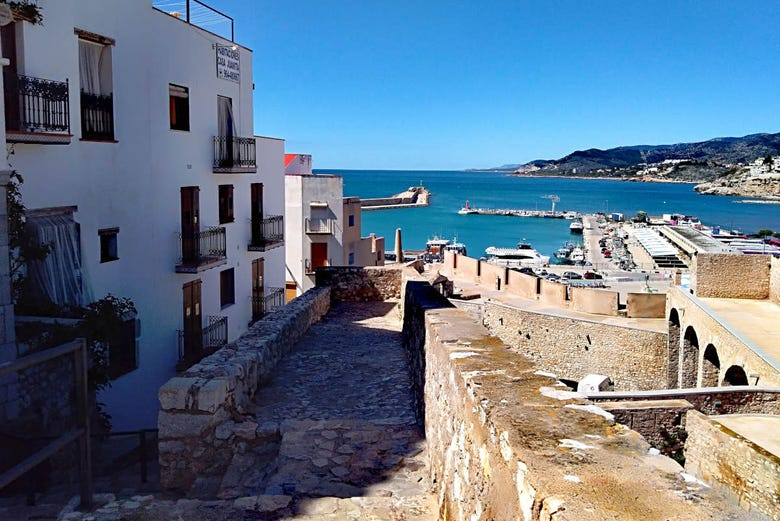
[693,253,771,299]
[771,256,780,304]
[315,265,402,301]
[626,292,666,318]
[597,399,693,451]
[402,277,739,520]
[483,301,668,390]
[158,287,331,491]
[589,387,780,416]
[685,411,780,520]
[569,286,619,315]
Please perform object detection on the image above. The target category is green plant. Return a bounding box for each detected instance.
[659,426,688,465]
[757,229,774,238]
[6,170,52,306]
[1,1,43,24]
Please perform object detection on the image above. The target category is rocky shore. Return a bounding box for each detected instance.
[694,158,780,199]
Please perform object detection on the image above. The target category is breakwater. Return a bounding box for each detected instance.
[361,185,429,210]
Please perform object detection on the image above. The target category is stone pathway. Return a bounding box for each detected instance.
[1,301,435,520]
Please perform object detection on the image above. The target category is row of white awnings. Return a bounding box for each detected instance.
[633,228,679,257]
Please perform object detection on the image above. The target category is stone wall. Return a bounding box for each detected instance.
[626,292,666,318]
[538,279,566,307]
[315,265,402,301]
[589,387,780,416]
[478,261,506,289]
[569,286,618,315]
[483,301,669,390]
[692,253,771,299]
[685,411,780,520]
[402,277,741,520]
[771,256,780,304]
[596,399,693,451]
[505,269,538,299]
[158,287,331,491]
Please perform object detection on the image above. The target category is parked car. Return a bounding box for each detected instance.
[546,273,561,282]
[562,271,583,279]
[604,250,612,258]
[583,271,603,279]
[518,267,536,276]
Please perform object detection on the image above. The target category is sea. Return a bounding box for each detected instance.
[314,169,780,261]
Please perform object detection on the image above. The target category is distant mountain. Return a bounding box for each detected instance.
[509,132,780,183]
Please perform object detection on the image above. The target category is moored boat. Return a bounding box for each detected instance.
[484,241,550,267]
[569,220,584,233]
[458,200,479,215]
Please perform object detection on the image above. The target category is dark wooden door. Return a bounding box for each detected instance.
[182,279,202,360]
[251,257,265,320]
[250,183,264,244]
[180,187,200,263]
[311,242,328,269]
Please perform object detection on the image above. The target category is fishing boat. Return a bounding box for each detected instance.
[425,235,467,262]
[569,220,584,233]
[458,200,479,215]
[484,241,550,267]
[554,241,575,260]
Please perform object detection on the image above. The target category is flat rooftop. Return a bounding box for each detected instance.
[700,297,780,370]
[714,414,780,457]
[663,226,734,254]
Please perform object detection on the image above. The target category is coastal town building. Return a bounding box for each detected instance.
[284,157,383,297]
[0,0,286,430]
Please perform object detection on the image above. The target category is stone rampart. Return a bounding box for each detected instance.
[626,292,666,318]
[478,261,507,289]
[483,301,668,390]
[692,253,771,299]
[505,269,538,299]
[538,278,566,307]
[771,255,780,304]
[596,399,693,451]
[453,254,480,281]
[569,286,618,315]
[157,287,331,491]
[402,277,739,520]
[589,387,780,416]
[315,265,402,301]
[685,411,780,520]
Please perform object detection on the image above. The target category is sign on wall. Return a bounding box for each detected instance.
[216,45,240,83]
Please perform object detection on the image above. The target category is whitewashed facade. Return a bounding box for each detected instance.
[3,0,286,430]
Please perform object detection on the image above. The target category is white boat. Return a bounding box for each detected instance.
[458,200,479,215]
[484,242,550,267]
[554,241,575,260]
[569,220,584,233]
[425,235,467,262]
[569,246,585,264]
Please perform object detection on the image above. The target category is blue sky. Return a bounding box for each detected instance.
[204,0,780,170]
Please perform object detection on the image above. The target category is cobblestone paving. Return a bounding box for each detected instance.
[9,300,436,520]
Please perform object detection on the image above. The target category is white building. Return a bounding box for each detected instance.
[2,0,286,430]
[284,156,383,297]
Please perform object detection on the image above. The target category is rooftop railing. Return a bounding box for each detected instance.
[152,0,234,41]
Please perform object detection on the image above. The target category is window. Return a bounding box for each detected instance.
[348,214,355,227]
[107,317,138,379]
[218,184,234,224]
[169,83,190,131]
[78,34,114,140]
[220,268,235,308]
[348,252,355,265]
[99,227,119,262]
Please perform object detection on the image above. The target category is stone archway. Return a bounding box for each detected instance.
[701,344,720,387]
[668,308,681,388]
[723,365,749,386]
[681,326,699,388]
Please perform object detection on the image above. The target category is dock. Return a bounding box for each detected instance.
[459,208,578,218]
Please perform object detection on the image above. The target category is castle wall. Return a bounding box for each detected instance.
[770,255,780,304]
[569,286,619,315]
[315,265,402,301]
[685,411,780,520]
[483,301,668,390]
[626,292,666,318]
[692,253,771,299]
[504,269,538,299]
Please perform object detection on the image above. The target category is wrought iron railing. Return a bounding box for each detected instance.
[252,287,285,321]
[177,226,226,268]
[305,217,334,234]
[250,215,284,249]
[5,74,70,133]
[177,315,228,365]
[80,91,114,140]
[213,136,256,170]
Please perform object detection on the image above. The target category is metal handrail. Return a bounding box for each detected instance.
[177,226,227,265]
[213,135,256,169]
[5,74,70,133]
[152,0,235,41]
[250,215,284,247]
[305,217,333,234]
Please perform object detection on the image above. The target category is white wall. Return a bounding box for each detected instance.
[9,0,285,430]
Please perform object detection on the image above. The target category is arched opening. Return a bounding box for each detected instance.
[681,326,699,388]
[668,308,681,388]
[723,365,749,386]
[701,344,720,387]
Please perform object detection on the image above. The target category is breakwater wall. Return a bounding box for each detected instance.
[360,186,430,210]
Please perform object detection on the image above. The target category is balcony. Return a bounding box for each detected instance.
[5,74,71,144]
[251,287,285,321]
[175,226,227,273]
[176,315,228,371]
[81,91,114,141]
[305,217,334,234]
[249,215,284,251]
[213,136,257,173]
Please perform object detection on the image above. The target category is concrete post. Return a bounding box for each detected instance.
[394,228,403,264]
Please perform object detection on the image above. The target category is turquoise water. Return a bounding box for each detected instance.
[314,169,780,260]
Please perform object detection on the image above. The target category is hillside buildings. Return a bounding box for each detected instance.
[1,0,285,430]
